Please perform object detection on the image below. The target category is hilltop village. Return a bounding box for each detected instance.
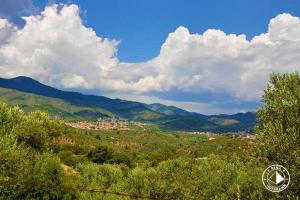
[66,117,148,131]
[65,118,255,139]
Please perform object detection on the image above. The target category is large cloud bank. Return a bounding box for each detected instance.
[0,4,300,106]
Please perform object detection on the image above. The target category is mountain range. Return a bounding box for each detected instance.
[0,76,256,132]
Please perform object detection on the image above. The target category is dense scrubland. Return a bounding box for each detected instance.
[0,73,299,199]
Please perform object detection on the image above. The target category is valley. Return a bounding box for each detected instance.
[0,76,256,133]
[1,73,299,199]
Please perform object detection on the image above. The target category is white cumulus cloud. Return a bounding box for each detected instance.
[116,13,300,101]
[0,18,17,44]
[99,26,252,94]
[0,4,119,89]
[0,4,300,113]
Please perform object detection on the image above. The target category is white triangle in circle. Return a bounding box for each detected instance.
[276,172,284,184]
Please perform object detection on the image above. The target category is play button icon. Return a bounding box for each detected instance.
[262,165,290,192]
[275,171,284,185]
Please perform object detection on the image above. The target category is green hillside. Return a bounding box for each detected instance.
[1,72,300,199]
[0,99,297,199]
[0,101,264,200]
[0,76,164,121]
[0,87,164,122]
[208,117,240,126]
[0,86,256,132]
[0,87,114,120]
[0,76,257,132]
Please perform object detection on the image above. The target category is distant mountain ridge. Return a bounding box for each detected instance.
[0,76,256,132]
[0,76,158,119]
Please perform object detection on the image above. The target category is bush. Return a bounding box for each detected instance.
[87,145,114,164]
[12,111,64,151]
[0,102,24,136]
[110,151,133,167]
[58,150,87,167]
[145,150,174,166]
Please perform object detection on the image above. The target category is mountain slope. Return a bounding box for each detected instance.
[0,76,256,132]
[146,103,256,132]
[0,76,162,120]
[0,87,114,120]
[146,103,194,116]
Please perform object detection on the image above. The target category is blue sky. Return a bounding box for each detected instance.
[31,0,300,62]
[1,0,300,114]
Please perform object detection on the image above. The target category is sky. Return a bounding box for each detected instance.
[0,0,300,114]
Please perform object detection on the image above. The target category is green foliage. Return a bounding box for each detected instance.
[145,150,174,166]
[86,146,133,167]
[0,103,74,199]
[0,102,24,135]
[87,145,114,164]
[0,87,299,200]
[256,72,300,196]
[58,150,87,167]
[23,153,69,200]
[0,136,74,199]
[110,151,133,167]
[11,111,64,151]
[0,134,31,182]
[74,155,264,200]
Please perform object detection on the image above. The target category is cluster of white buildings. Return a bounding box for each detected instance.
[66,117,147,131]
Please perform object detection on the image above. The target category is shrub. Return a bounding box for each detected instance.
[12,111,64,151]
[87,145,114,164]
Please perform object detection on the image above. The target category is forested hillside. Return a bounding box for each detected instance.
[0,101,263,199]
[0,76,256,132]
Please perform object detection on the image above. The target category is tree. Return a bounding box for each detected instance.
[12,111,64,151]
[256,72,300,197]
[0,102,24,136]
[87,145,113,164]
